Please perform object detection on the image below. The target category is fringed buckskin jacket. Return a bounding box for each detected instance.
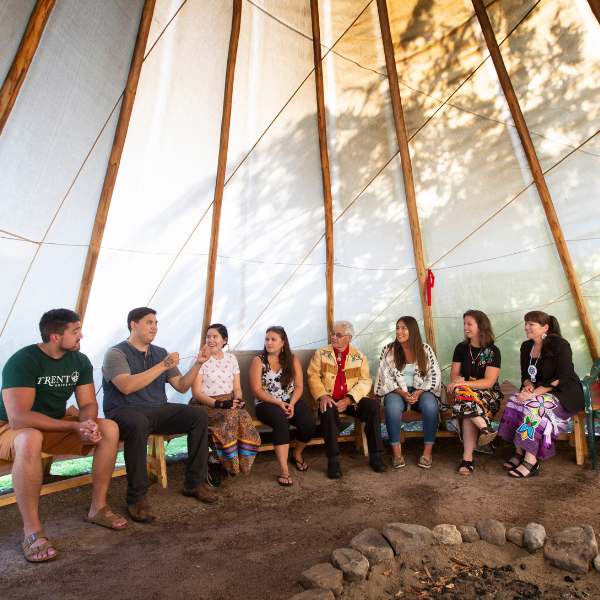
[307,345,372,412]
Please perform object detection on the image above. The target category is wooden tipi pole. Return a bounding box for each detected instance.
[310,0,335,336]
[200,0,242,345]
[75,0,156,321]
[587,0,600,25]
[0,0,57,136]
[376,0,436,353]
[472,0,599,361]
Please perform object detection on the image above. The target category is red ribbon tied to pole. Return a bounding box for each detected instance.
[427,269,435,307]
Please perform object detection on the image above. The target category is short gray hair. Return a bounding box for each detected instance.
[333,320,354,338]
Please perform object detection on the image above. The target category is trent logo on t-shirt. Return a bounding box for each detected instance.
[36,372,80,387]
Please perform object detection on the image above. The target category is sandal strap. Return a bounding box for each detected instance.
[24,530,47,547]
[521,459,536,472]
[23,531,55,557]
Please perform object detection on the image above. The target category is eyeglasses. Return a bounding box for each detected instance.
[330,331,349,338]
[267,325,285,332]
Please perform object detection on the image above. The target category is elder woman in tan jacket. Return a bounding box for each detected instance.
[308,320,386,479]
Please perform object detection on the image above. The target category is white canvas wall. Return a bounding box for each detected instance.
[0,0,598,414]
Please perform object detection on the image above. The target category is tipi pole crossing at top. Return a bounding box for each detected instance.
[75,0,157,322]
[0,0,57,136]
[472,0,600,362]
[310,0,335,337]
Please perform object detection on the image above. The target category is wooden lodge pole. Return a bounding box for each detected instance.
[310,0,335,336]
[587,0,600,25]
[200,0,242,345]
[0,0,57,136]
[472,0,599,361]
[75,0,156,321]
[376,0,436,354]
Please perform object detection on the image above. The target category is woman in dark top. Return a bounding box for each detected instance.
[447,310,503,474]
[498,311,584,478]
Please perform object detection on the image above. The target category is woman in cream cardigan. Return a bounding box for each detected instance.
[375,316,445,469]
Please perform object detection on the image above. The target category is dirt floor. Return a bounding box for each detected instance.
[1,437,599,600]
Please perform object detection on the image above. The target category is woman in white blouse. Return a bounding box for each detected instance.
[375,316,444,469]
[190,323,260,487]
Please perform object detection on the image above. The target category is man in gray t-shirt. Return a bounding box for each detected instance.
[101,307,215,522]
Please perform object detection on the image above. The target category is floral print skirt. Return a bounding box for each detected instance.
[451,385,503,425]
[498,392,577,460]
[189,394,261,474]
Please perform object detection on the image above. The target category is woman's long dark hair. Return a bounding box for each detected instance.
[384,316,428,375]
[261,326,295,388]
[462,309,495,349]
[524,311,562,358]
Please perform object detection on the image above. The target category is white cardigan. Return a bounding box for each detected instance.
[374,343,447,410]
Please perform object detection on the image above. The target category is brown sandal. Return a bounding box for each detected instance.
[22,530,58,563]
[84,505,127,530]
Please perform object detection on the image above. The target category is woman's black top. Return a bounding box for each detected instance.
[519,337,584,413]
[452,343,501,381]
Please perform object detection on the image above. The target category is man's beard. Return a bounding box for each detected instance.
[59,341,80,353]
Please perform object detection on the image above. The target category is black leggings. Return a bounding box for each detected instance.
[254,401,316,446]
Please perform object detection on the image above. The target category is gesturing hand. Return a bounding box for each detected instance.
[196,345,210,365]
[163,352,180,369]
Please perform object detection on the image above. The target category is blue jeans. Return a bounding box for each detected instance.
[384,388,439,446]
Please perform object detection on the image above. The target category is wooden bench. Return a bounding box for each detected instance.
[0,433,169,508]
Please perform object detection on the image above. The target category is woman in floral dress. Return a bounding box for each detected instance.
[447,310,503,474]
[190,323,260,487]
[497,311,584,478]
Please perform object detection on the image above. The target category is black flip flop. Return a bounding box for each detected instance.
[278,474,293,486]
[293,457,308,472]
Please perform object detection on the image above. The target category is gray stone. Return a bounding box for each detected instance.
[524,523,547,552]
[290,589,335,600]
[433,524,462,546]
[476,518,506,546]
[382,523,436,554]
[458,525,480,543]
[544,525,598,574]
[300,564,344,596]
[350,528,394,565]
[506,527,525,548]
[593,555,600,572]
[332,547,369,582]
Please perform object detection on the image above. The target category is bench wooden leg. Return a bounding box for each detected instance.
[572,412,587,466]
[147,435,168,488]
[353,418,368,457]
[41,455,54,478]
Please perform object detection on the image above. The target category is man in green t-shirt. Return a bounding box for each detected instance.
[1,309,127,563]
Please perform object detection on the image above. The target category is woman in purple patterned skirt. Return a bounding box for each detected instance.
[497,311,584,478]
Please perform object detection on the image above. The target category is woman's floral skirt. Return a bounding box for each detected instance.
[498,392,577,460]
